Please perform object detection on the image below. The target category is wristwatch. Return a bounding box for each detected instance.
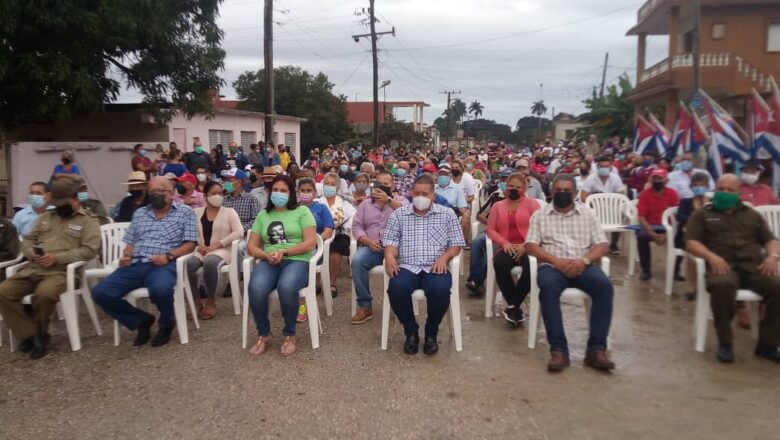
[166,252,176,262]
[282,249,289,258]
[582,257,591,266]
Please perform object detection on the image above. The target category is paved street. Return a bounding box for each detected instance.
[1,252,778,440]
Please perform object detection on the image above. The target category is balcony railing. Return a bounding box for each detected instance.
[638,52,774,91]
[639,58,669,83]
[638,0,665,22]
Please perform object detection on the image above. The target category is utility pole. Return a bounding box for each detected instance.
[352,2,395,149]
[439,90,461,150]
[600,52,610,99]
[264,0,274,145]
[692,2,701,97]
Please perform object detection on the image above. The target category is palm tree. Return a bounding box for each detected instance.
[531,100,548,140]
[450,98,468,124]
[468,100,484,120]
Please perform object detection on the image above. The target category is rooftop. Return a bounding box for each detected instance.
[627,0,779,35]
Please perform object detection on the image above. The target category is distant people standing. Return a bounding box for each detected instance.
[184,142,213,173]
[162,149,187,177]
[51,150,80,181]
[131,144,156,180]
[278,144,290,171]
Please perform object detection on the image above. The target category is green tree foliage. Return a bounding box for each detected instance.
[468,101,484,119]
[0,0,226,127]
[531,100,548,117]
[461,119,513,143]
[515,116,552,144]
[575,74,635,141]
[449,98,468,123]
[234,65,351,154]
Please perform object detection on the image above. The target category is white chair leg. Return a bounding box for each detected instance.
[485,268,495,318]
[229,267,241,316]
[450,289,463,352]
[79,289,103,336]
[9,328,17,352]
[628,234,637,276]
[351,287,357,318]
[183,280,200,330]
[241,282,250,349]
[694,291,710,352]
[527,290,540,349]
[321,267,333,317]
[60,292,82,351]
[305,289,320,349]
[665,247,675,296]
[748,302,760,341]
[113,320,121,346]
[56,302,65,321]
[173,286,189,344]
[381,288,391,350]
[412,297,420,316]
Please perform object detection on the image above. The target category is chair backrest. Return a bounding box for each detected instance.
[474,179,484,205]
[756,205,780,237]
[661,207,678,235]
[470,195,480,224]
[100,222,130,266]
[585,193,630,226]
[625,199,639,224]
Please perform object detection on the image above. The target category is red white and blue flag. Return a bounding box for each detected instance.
[700,89,750,163]
[633,115,657,155]
[671,102,708,157]
[751,88,770,160]
[755,78,780,163]
[648,113,670,158]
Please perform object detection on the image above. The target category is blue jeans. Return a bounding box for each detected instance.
[538,265,613,354]
[248,259,310,337]
[468,232,487,285]
[92,262,178,330]
[387,268,452,338]
[351,246,385,308]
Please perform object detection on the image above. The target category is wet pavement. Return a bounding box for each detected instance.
[1,251,778,439]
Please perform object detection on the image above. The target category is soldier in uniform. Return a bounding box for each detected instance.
[0,219,20,282]
[686,174,780,364]
[0,178,100,358]
[70,176,111,225]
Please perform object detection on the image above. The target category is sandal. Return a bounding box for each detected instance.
[249,336,272,356]
[330,286,338,298]
[201,299,216,320]
[281,335,296,357]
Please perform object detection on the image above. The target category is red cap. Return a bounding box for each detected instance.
[650,168,668,179]
[176,172,197,185]
[422,164,436,173]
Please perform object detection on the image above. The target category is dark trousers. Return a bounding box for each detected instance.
[493,251,531,307]
[92,262,177,330]
[706,267,780,347]
[636,231,653,273]
[388,268,452,339]
[0,272,66,341]
[538,265,614,353]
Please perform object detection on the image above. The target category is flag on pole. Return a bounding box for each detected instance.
[690,110,709,155]
[648,113,670,158]
[671,102,692,157]
[633,115,657,155]
[750,88,770,160]
[700,89,750,163]
[761,77,780,163]
[706,130,724,179]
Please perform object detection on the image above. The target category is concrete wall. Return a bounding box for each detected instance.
[7,111,168,143]
[168,111,302,160]
[554,122,585,141]
[9,142,163,210]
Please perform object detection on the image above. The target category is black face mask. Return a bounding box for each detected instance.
[452,169,462,177]
[55,204,75,217]
[263,181,274,191]
[129,190,145,198]
[652,181,665,192]
[506,188,521,201]
[553,192,573,209]
[249,174,258,183]
[62,159,72,165]
[148,193,167,210]
[580,168,590,176]
[176,184,187,195]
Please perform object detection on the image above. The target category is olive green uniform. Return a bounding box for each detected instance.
[685,202,780,347]
[0,209,100,341]
[82,198,111,225]
[0,219,20,282]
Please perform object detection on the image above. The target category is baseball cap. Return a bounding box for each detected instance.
[516,159,530,168]
[176,172,198,185]
[221,168,247,180]
[422,164,436,173]
[122,171,148,185]
[49,178,80,206]
[437,163,452,173]
[499,167,513,178]
[650,168,668,179]
[743,159,765,172]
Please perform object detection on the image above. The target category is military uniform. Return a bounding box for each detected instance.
[685,202,780,347]
[0,206,100,342]
[82,198,110,225]
[0,219,20,282]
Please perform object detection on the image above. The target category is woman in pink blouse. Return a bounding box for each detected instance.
[487,173,541,327]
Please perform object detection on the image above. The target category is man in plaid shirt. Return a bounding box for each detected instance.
[384,174,465,356]
[526,174,614,373]
[222,168,261,232]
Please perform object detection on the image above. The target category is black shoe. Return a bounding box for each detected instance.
[609,246,621,255]
[222,283,232,297]
[465,279,478,292]
[754,343,780,364]
[151,326,174,347]
[684,291,696,301]
[133,313,156,347]
[423,336,438,355]
[18,336,35,353]
[29,335,49,360]
[403,333,419,355]
[503,306,523,328]
[639,271,652,281]
[674,274,686,282]
[717,344,735,363]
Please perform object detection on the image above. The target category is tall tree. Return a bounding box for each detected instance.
[0,0,226,127]
[531,100,548,140]
[449,98,468,123]
[576,74,636,141]
[234,65,351,154]
[468,101,484,120]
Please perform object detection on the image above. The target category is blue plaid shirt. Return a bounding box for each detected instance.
[124,202,198,263]
[384,202,465,274]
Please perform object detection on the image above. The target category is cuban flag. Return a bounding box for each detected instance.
[671,103,692,157]
[700,89,750,163]
[761,77,780,163]
[706,135,724,179]
[751,89,770,160]
[648,113,670,158]
[690,111,709,156]
[633,115,657,155]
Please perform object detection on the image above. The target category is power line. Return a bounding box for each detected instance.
[336,53,371,93]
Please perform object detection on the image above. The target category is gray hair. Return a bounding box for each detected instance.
[690,171,709,185]
[552,173,577,190]
[324,172,341,185]
[360,162,375,173]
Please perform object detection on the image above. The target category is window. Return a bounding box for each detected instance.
[208,130,233,149]
[712,23,726,40]
[769,21,780,52]
[240,131,256,147]
[284,133,296,149]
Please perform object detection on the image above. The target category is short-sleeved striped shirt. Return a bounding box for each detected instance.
[383,203,466,274]
[525,203,607,262]
[124,202,199,263]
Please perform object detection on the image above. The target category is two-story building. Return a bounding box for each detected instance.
[627,0,780,127]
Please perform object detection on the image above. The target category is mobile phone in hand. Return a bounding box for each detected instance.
[33,246,45,256]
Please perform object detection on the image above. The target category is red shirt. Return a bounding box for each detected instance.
[132,156,154,179]
[638,187,679,225]
[740,183,779,207]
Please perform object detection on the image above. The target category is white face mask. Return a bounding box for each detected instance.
[412,195,432,211]
[741,172,759,185]
[197,173,207,182]
[207,195,223,207]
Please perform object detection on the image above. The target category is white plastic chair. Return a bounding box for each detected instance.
[84,222,130,334]
[318,234,336,316]
[484,237,523,318]
[241,235,324,349]
[349,238,384,317]
[474,179,484,208]
[586,193,631,248]
[661,207,686,296]
[0,244,24,348]
[527,255,611,349]
[625,200,639,276]
[5,260,95,352]
[756,205,780,236]
[212,230,251,316]
[691,255,762,352]
[381,257,462,352]
[112,252,199,346]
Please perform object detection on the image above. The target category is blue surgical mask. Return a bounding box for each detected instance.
[438,176,450,187]
[28,194,45,209]
[339,165,349,173]
[270,191,289,207]
[597,167,610,177]
[323,185,337,197]
[77,191,89,202]
[680,160,693,172]
[499,182,507,192]
[396,168,407,177]
[692,186,707,197]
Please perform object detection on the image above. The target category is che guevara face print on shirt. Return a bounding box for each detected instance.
[268,221,289,244]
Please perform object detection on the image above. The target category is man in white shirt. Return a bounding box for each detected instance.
[581,156,627,254]
[450,160,476,205]
[668,151,715,199]
[13,181,50,237]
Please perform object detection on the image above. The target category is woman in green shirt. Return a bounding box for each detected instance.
[247,175,317,357]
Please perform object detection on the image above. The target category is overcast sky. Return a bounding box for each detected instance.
[122,0,669,126]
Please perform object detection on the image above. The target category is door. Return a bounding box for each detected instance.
[173,128,187,151]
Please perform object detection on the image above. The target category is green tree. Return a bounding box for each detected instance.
[515,116,552,144]
[234,65,352,155]
[468,101,484,119]
[0,0,226,127]
[450,98,468,123]
[575,74,636,141]
[531,100,548,118]
[461,118,512,143]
